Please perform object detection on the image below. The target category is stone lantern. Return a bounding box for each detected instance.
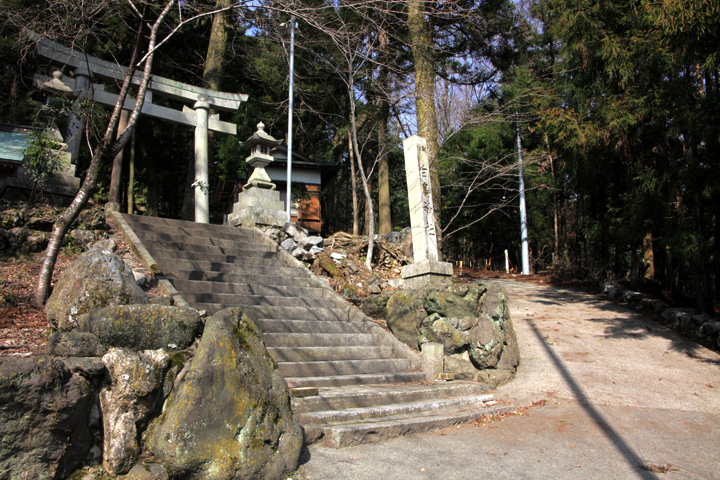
[242,122,283,190]
[228,122,286,228]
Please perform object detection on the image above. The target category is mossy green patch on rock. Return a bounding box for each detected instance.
[386,290,428,350]
[75,305,201,351]
[144,308,302,480]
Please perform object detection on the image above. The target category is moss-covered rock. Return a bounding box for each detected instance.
[75,304,201,351]
[144,308,302,480]
[45,248,149,331]
[386,290,428,350]
[468,283,520,375]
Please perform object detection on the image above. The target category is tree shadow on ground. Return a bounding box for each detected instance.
[526,319,659,480]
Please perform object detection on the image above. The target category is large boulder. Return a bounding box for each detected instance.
[101,348,170,475]
[468,283,520,372]
[0,356,95,480]
[75,304,202,351]
[145,308,302,480]
[386,291,427,349]
[45,247,149,331]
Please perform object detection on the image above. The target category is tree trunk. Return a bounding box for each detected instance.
[108,110,129,206]
[35,1,176,305]
[377,28,392,235]
[642,231,655,280]
[408,0,442,254]
[127,126,136,214]
[348,133,359,236]
[202,0,231,91]
[363,156,373,236]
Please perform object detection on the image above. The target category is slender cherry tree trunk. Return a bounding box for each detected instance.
[35,1,176,305]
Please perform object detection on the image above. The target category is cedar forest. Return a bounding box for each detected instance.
[0,0,718,313]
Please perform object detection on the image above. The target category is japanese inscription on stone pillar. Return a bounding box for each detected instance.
[404,135,439,263]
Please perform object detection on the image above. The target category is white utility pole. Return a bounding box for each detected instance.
[285,18,296,224]
[517,113,530,275]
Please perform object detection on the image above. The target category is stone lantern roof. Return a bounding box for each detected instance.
[240,122,283,150]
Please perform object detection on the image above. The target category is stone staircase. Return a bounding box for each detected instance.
[113,213,511,447]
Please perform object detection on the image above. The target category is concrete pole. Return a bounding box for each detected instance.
[65,63,91,165]
[285,18,296,224]
[194,97,210,223]
[516,114,530,275]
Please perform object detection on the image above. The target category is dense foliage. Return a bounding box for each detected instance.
[0,0,717,311]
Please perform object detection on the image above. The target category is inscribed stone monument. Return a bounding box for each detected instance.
[401,135,453,287]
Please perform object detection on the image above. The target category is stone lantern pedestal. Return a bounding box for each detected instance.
[228,123,286,229]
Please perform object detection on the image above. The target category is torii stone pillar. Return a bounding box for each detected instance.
[401,135,453,288]
[65,62,91,165]
[193,97,210,223]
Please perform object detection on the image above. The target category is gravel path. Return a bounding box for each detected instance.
[295,279,720,480]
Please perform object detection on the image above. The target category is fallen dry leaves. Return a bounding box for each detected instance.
[0,252,76,356]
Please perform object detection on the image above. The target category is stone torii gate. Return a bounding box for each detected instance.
[28,30,247,223]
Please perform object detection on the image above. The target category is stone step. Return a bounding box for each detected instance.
[134,239,278,259]
[154,249,282,265]
[131,231,270,251]
[267,346,393,363]
[284,372,427,389]
[153,258,302,276]
[258,319,370,334]
[121,214,256,241]
[196,305,353,321]
[167,270,316,288]
[169,280,334,299]
[263,333,378,348]
[181,292,343,309]
[292,382,493,414]
[310,399,511,448]
[299,393,494,424]
[277,358,412,378]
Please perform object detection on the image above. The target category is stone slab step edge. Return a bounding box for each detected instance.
[259,319,371,334]
[194,304,354,322]
[267,346,393,363]
[170,279,336,299]
[119,213,257,239]
[152,257,304,276]
[130,231,271,251]
[167,271,319,288]
[284,372,427,389]
[263,333,379,348]
[299,393,495,424]
[277,358,413,378]
[181,292,345,309]
[310,402,515,448]
[291,382,493,414]
[149,248,282,264]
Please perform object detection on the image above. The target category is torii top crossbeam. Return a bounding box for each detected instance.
[27,29,247,135]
